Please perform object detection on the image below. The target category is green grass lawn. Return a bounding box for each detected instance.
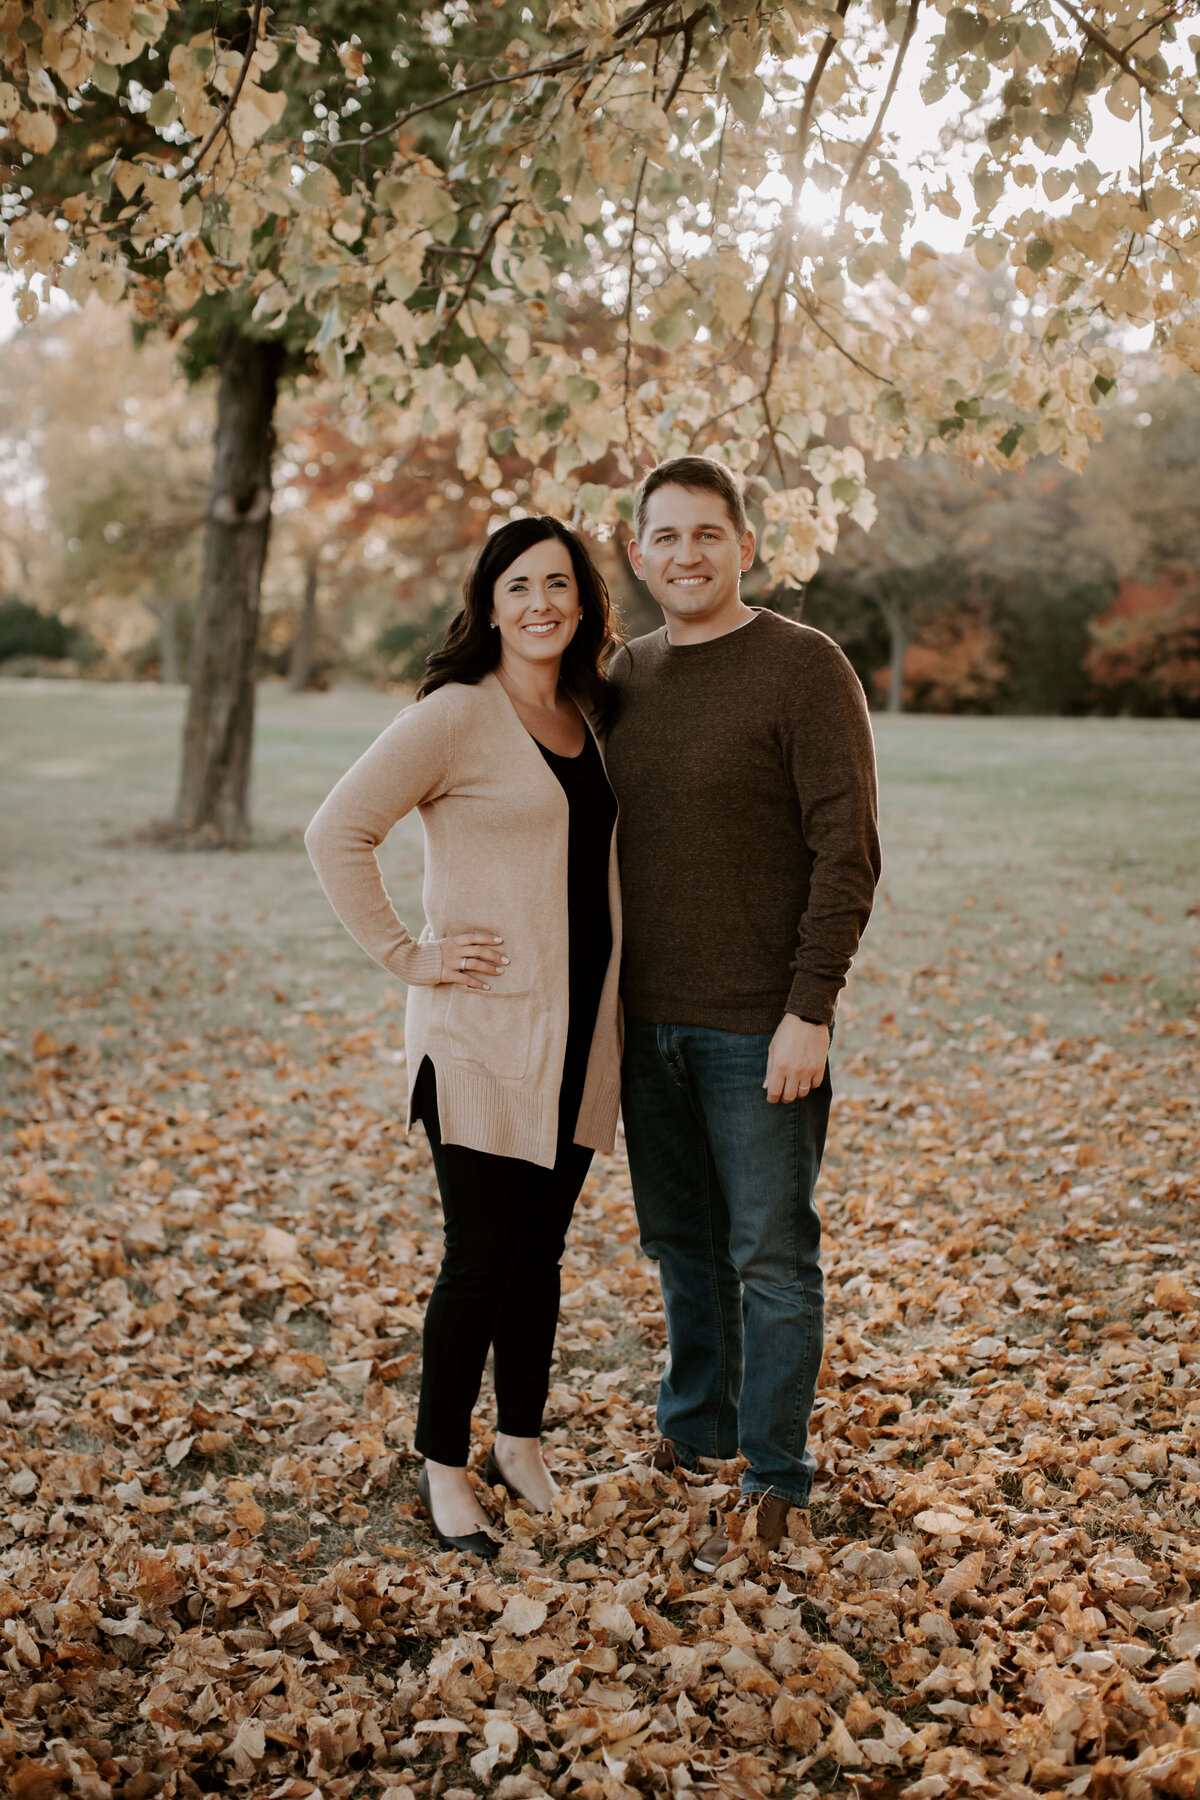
[1,680,1196,1062]
[862,712,1200,1043]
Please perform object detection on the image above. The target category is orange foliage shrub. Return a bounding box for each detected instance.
[874,606,1008,712]
[1086,571,1200,712]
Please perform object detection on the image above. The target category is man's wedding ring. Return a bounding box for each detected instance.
[460,957,468,973]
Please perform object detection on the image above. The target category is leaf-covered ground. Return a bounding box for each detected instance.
[2,688,1199,1800]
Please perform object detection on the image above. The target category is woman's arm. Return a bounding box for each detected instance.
[304,699,452,987]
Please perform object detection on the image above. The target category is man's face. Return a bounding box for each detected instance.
[628,483,755,628]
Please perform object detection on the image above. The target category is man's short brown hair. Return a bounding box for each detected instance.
[634,456,749,542]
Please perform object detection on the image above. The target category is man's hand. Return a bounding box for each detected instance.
[764,1015,829,1104]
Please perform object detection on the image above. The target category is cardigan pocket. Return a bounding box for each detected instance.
[445,979,534,1081]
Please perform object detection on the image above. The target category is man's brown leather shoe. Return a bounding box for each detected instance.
[694,1491,791,1573]
[646,1437,688,1474]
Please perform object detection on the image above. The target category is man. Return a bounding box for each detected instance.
[605,455,881,1571]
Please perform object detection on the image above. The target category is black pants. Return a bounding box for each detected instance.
[412,1056,594,1465]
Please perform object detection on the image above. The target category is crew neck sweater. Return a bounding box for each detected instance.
[604,609,881,1033]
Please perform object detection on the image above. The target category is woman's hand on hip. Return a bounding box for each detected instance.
[438,932,509,990]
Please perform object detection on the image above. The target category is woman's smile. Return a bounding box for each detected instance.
[491,539,584,667]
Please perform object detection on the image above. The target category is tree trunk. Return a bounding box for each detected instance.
[288,553,319,692]
[173,328,282,844]
[157,595,182,685]
[883,594,908,714]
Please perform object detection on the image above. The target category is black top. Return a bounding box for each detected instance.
[535,729,617,1077]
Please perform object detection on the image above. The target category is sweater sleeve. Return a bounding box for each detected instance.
[304,697,452,987]
[783,638,882,1026]
[606,641,633,687]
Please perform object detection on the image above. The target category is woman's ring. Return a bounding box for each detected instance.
[460,957,468,973]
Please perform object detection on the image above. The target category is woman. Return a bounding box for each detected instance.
[305,517,621,1559]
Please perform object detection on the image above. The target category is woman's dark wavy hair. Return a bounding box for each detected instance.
[417,516,621,726]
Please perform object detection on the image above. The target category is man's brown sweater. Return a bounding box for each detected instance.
[605,609,881,1033]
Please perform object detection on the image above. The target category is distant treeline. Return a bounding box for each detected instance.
[797,571,1200,718]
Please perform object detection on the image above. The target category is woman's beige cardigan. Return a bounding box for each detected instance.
[304,673,622,1170]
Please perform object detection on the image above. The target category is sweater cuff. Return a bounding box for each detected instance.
[785,973,839,1029]
[387,940,444,987]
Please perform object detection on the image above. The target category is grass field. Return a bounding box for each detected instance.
[2,680,1197,1059]
[1,680,1199,1799]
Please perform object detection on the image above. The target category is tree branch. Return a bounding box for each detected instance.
[182,0,265,175]
[613,1,678,44]
[435,198,519,352]
[840,0,920,215]
[344,52,595,150]
[342,3,703,151]
[622,154,650,455]
[1122,5,1183,56]
[1054,0,1194,131]
[1051,0,1160,96]
[759,276,789,485]
[793,0,854,181]
[660,16,696,111]
[685,382,771,447]
[703,257,778,376]
[793,287,889,382]
[684,257,786,448]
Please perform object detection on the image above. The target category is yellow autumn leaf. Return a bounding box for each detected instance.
[233,1497,266,1532]
[933,1549,987,1603]
[15,109,57,153]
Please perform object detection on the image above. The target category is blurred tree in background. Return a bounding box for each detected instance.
[3,0,544,839]
[801,364,1200,716]
[0,303,211,676]
[0,296,645,686]
[1086,573,1200,714]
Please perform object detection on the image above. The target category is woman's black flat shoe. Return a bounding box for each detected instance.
[415,1465,501,1560]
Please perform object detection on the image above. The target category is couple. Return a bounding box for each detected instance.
[305,455,881,1569]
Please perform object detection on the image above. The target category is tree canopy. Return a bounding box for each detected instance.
[5,0,1200,584]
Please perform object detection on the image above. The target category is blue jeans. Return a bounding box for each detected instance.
[621,1018,830,1508]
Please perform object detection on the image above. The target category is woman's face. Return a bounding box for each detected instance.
[490,537,583,672]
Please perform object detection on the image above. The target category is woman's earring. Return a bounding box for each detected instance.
[490,620,499,631]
